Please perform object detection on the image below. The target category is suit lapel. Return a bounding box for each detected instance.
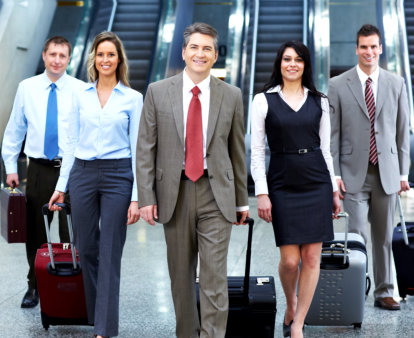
[375,69,388,118]
[206,76,223,149]
[346,68,369,119]
[168,73,185,147]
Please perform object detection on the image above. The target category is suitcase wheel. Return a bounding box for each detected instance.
[41,312,49,330]
[353,323,362,329]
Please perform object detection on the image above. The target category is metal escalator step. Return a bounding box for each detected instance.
[112,21,158,31]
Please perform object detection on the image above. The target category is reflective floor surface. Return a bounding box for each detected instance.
[1,192,414,337]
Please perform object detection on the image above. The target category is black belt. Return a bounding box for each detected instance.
[272,146,320,155]
[29,157,62,167]
[181,169,209,180]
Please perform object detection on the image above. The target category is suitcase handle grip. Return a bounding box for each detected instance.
[333,212,349,264]
[42,203,71,216]
[41,203,77,270]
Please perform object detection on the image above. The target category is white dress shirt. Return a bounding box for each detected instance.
[251,85,338,196]
[2,71,83,174]
[182,70,248,211]
[56,81,143,201]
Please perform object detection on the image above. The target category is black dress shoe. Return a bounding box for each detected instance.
[21,288,39,308]
[283,319,293,337]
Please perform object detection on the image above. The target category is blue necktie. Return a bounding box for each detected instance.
[44,83,59,160]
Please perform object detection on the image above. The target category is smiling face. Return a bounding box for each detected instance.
[280,47,305,84]
[182,32,218,83]
[42,43,70,81]
[356,34,382,75]
[95,40,120,79]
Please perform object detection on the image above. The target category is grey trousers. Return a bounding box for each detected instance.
[69,158,132,337]
[343,163,396,299]
[164,176,232,338]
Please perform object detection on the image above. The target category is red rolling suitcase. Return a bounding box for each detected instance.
[35,203,89,330]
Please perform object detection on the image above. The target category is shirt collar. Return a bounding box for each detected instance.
[86,80,126,93]
[183,69,211,94]
[356,65,379,85]
[42,70,68,90]
[265,84,309,95]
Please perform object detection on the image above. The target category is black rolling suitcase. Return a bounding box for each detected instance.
[196,217,276,338]
[392,196,414,299]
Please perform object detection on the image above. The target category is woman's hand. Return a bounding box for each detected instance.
[257,194,272,223]
[127,201,140,225]
[332,191,341,219]
[48,191,65,211]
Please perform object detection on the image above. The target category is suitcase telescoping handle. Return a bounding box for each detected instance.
[335,211,349,265]
[41,203,77,270]
[396,195,409,246]
[243,217,255,298]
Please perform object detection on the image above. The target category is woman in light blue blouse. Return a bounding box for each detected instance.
[49,31,142,338]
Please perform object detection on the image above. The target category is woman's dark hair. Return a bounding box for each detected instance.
[262,40,325,98]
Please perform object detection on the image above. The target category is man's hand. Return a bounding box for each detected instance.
[257,194,272,223]
[140,205,158,226]
[48,191,65,211]
[234,210,250,225]
[6,173,19,188]
[127,201,140,225]
[336,178,346,200]
[399,180,410,194]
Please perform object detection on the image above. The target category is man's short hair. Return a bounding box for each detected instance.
[182,22,218,51]
[356,24,382,46]
[43,36,72,56]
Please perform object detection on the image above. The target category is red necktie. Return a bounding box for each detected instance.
[185,86,204,182]
[365,77,378,165]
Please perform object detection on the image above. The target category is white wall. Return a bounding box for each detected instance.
[0,0,57,142]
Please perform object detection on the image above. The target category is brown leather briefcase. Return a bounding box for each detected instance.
[1,187,27,243]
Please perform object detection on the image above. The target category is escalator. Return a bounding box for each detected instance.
[253,0,304,94]
[111,0,161,93]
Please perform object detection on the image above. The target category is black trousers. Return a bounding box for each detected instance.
[25,160,70,289]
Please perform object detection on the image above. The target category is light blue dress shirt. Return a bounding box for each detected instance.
[56,81,143,202]
[1,71,83,174]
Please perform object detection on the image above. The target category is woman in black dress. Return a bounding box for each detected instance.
[251,41,341,338]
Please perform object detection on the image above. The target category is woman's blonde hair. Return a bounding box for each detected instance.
[87,31,130,87]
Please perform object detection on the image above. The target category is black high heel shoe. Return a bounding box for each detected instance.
[283,318,293,337]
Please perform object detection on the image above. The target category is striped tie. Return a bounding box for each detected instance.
[365,77,378,165]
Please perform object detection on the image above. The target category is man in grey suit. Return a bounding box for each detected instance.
[137,22,249,337]
[329,24,410,310]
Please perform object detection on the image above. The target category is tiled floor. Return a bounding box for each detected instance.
[1,192,414,337]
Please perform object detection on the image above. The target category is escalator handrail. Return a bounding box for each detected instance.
[107,0,118,31]
[246,0,259,135]
[303,0,308,44]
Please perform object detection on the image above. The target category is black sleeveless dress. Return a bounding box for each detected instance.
[264,92,334,246]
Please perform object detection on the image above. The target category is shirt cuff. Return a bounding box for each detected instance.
[254,180,269,196]
[401,175,408,182]
[236,206,249,212]
[55,177,68,193]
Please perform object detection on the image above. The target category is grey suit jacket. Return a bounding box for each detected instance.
[329,66,410,195]
[136,72,248,224]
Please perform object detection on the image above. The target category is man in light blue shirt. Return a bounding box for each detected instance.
[1,36,83,308]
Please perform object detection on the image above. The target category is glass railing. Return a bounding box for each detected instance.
[308,0,330,94]
[67,0,93,77]
[382,0,414,124]
[150,0,177,83]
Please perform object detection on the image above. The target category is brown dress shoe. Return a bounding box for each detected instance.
[374,297,400,310]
